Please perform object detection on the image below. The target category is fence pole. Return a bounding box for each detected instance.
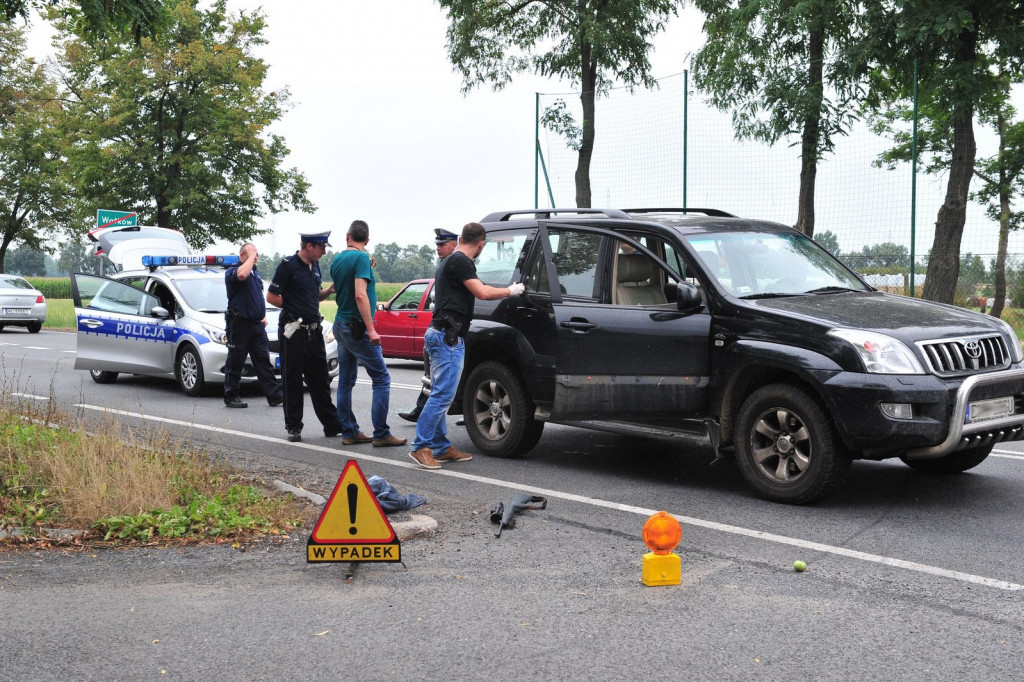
[910,58,919,297]
[535,92,540,209]
[683,69,689,207]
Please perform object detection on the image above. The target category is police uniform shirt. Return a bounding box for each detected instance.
[431,251,478,337]
[225,265,266,320]
[268,253,324,322]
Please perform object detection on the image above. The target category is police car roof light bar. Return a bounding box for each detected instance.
[141,254,241,270]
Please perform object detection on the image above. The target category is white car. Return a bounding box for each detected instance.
[72,228,338,396]
[0,273,47,333]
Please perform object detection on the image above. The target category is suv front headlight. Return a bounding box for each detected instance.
[203,324,228,345]
[829,329,924,374]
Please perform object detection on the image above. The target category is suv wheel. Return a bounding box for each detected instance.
[175,345,206,397]
[89,369,119,384]
[462,360,544,458]
[899,446,992,474]
[735,384,850,504]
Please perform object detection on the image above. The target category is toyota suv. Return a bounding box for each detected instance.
[448,208,1024,503]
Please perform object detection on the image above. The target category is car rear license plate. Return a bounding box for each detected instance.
[275,357,281,369]
[966,396,1015,423]
[3,308,29,315]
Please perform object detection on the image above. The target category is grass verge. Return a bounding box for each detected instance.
[0,394,317,548]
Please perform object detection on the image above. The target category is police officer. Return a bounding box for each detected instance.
[267,231,344,443]
[223,242,283,408]
[398,228,459,423]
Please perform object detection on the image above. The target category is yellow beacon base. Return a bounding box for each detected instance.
[642,551,681,586]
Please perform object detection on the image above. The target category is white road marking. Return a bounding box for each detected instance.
[357,378,422,391]
[992,449,1024,460]
[24,346,49,350]
[73,402,1024,592]
[12,393,51,401]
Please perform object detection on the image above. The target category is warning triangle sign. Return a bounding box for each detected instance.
[311,460,396,544]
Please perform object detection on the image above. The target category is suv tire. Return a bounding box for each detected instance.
[175,345,207,397]
[899,445,993,474]
[462,360,544,458]
[89,369,119,384]
[735,383,850,504]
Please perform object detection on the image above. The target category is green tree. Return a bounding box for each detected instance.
[845,242,909,272]
[437,0,679,208]
[692,0,864,237]
[57,237,106,275]
[972,99,1024,318]
[2,0,162,36]
[4,244,45,275]
[0,23,68,273]
[54,0,314,249]
[814,230,841,256]
[861,1,1024,304]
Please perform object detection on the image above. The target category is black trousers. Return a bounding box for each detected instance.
[223,321,283,404]
[279,325,340,433]
[414,349,431,410]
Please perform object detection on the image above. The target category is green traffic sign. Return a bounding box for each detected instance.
[96,210,138,228]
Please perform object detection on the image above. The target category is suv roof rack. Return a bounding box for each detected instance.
[624,208,737,218]
[480,208,633,222]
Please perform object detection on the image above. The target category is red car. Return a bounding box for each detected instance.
[375,278,434,359]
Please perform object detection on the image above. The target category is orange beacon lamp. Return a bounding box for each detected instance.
[641,511,682,586]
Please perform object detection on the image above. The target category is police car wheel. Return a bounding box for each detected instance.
[175,345,206,397]
[89,369,119,384]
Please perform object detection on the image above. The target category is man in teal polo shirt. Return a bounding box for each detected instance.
[330,220,406,448]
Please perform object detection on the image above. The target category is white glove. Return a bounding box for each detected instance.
[282,317,303,339]
[507,282,525,296]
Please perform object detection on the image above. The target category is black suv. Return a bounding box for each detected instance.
[446,208,1024,503]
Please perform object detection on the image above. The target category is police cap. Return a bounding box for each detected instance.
[434,228,459,245]
[301,231,332,247]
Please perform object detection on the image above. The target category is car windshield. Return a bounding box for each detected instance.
[685,231,868,298]
[173,278,230,312]
[0,276,32,290]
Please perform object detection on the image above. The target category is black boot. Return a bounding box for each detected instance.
[398,406,421,423]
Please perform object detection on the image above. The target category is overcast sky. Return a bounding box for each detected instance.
[26,2,1021,259]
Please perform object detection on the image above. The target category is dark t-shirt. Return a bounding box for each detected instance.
[225,265,266,320]
[268,253,324,322]
[431,251,478,337]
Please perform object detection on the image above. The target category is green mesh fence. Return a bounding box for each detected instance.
[537,74,1020,311]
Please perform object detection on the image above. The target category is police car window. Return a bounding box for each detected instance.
[88,280,158,316]
[175,279,229,312]
[475,232,531,286]
[390,282,428,310]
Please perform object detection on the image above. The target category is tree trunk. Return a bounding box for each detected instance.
[794,25,825,238]
[990,111,1009,319]
[922,28,977,304]
[575,43,596,208]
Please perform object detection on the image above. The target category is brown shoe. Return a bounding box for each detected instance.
[341,432,373,445]
[409,447,442,470]
[373,434,408,447]
[436,446,472,462]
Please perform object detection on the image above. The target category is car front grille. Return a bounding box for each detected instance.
[917,335,1010,375]
[269,340,280,354]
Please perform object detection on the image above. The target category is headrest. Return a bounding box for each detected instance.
[617,253,654,284]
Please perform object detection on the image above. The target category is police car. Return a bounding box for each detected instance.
[72,227,339,396]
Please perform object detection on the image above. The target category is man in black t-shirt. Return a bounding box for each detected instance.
[408,222,525,469]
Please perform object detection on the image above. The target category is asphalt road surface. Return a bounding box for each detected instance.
[1,329,1022,680]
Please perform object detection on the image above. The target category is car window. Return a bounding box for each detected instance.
[0,276,32,290]
[545,229,608,301]
[82,278,160,316]
[687,232,867,296]
[475,232,532,286]
[390,282,428,310]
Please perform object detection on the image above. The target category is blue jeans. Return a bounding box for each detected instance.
[334,319,392,440]
[412,327,465,454]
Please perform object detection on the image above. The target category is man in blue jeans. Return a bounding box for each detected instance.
[409,222,524,469]
[330,220,407,448]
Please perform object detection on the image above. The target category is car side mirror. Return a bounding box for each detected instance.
[377,302,386,311]
[151,306,170,319]
[675,282,703,313]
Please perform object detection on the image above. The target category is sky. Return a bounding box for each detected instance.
[24,2,1023,261]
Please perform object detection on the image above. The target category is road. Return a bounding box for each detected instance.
[1,329,1023,680]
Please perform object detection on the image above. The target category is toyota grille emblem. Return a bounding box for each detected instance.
[963,340,982,359]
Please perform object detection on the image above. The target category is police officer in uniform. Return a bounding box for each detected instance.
[223,242,283,408]
[267,231,344,442]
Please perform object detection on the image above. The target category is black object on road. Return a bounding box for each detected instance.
[490,494,547,537]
